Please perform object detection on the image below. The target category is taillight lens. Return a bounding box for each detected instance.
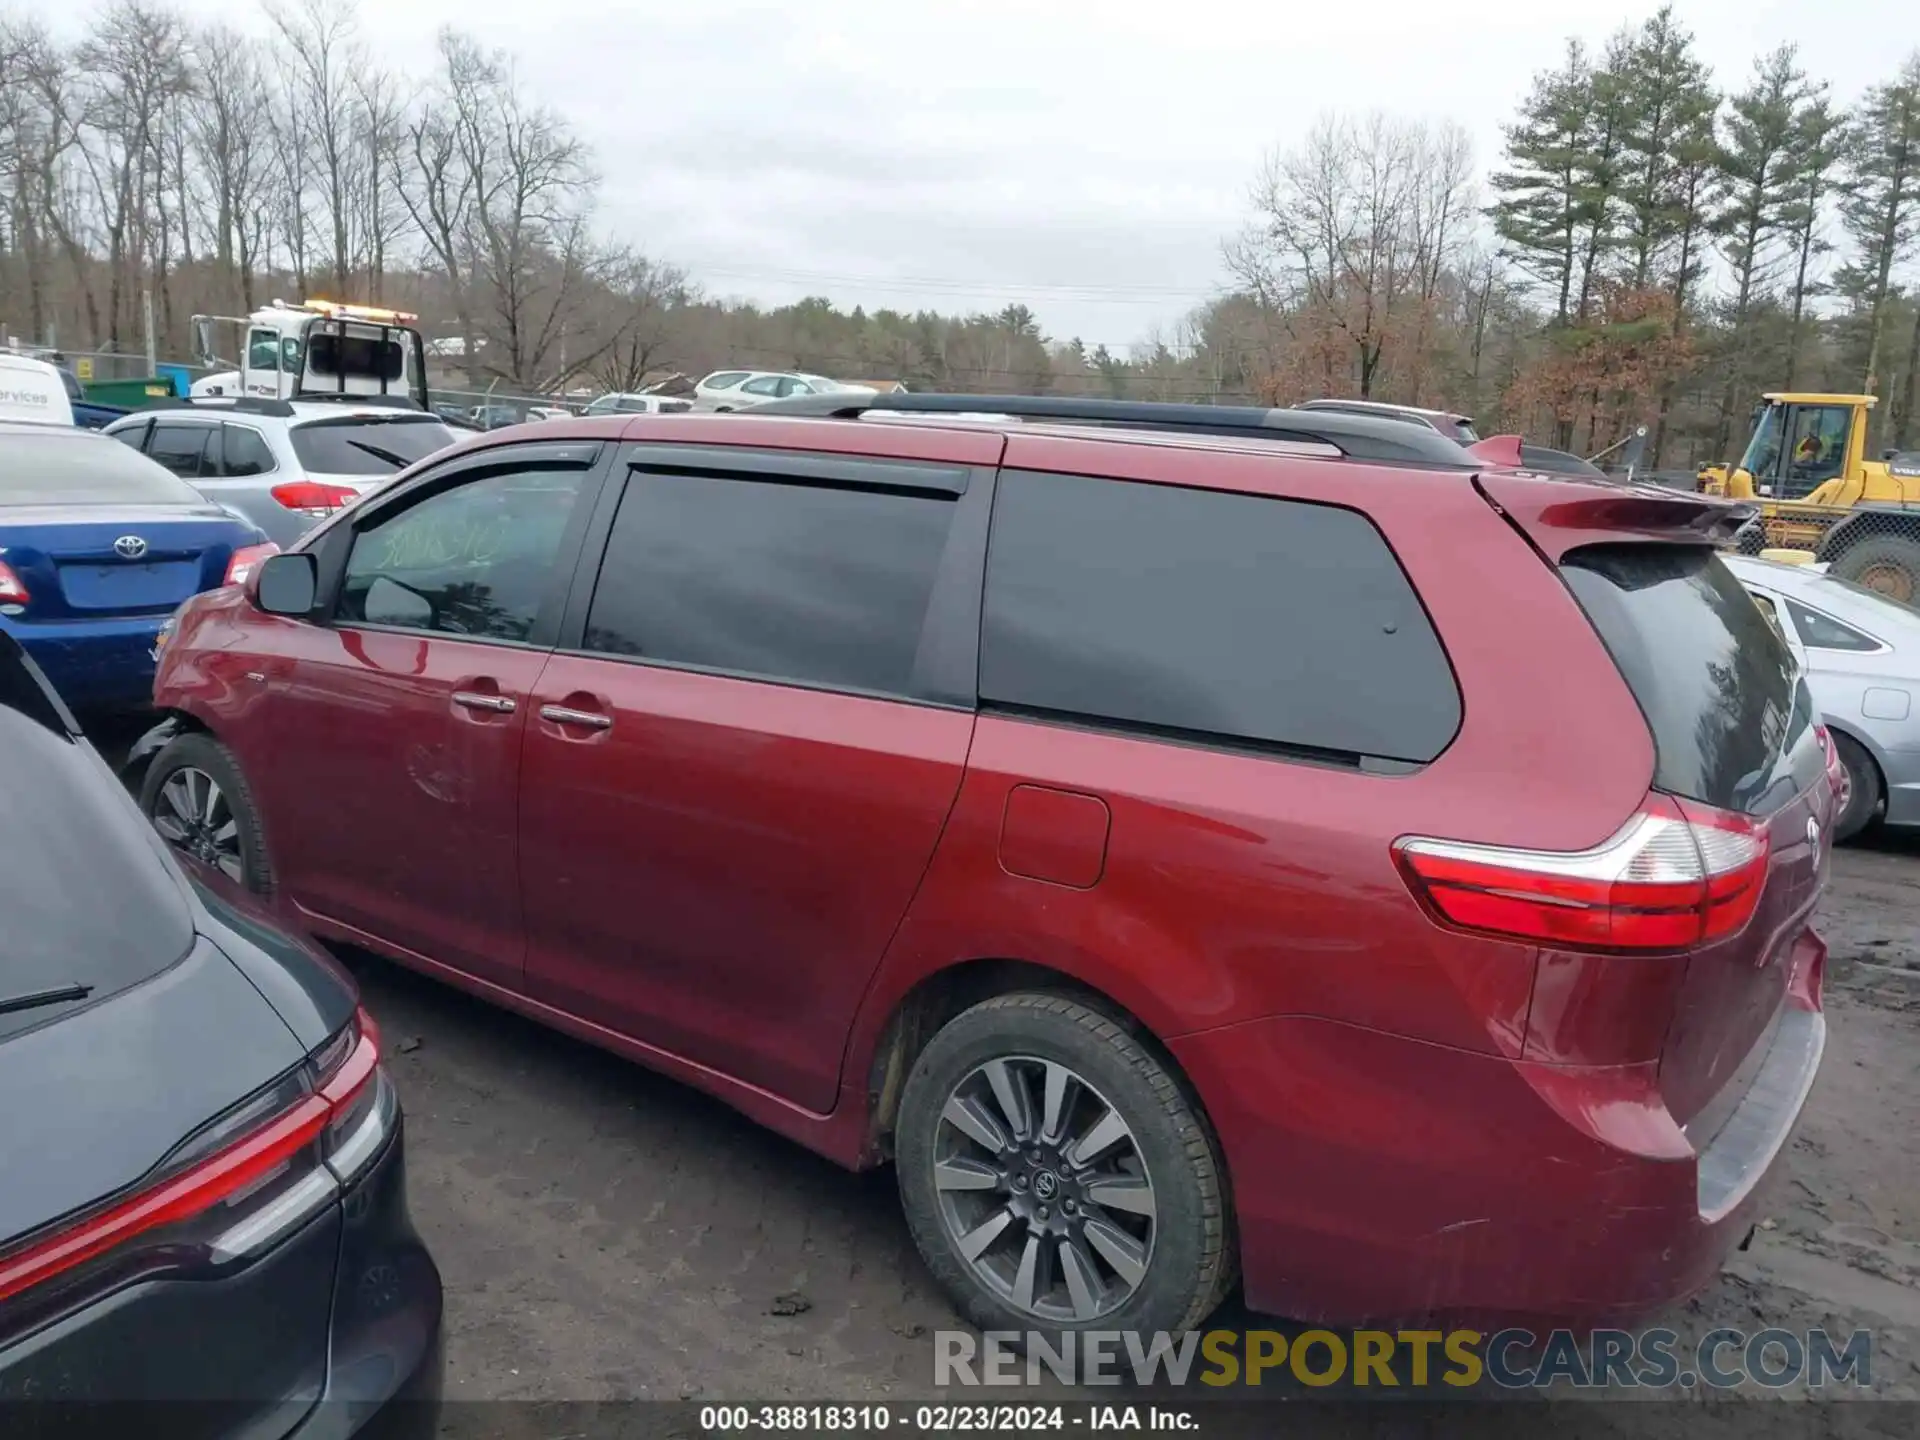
[0,559,29,608]
[1395,793,1770,952]
[225,541,280,586]
[0,1006,391,1306]
[1814,725,1848,809]
[270,480,359,517]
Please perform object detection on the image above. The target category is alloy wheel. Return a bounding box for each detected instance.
[932,1056,1157,1323]
[151,766,245,883]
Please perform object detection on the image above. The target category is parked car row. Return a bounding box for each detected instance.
[120,394,1840,1347]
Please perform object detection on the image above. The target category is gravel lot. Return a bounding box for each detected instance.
[329,830,1920,1412]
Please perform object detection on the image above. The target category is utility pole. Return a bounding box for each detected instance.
[143,289,158,375]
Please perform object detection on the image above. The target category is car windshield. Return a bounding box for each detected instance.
[0,431,205,506]
[289,416,457,475]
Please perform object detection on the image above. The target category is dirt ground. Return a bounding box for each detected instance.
[340,832,1920,1416]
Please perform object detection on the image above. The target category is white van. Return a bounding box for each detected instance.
[0,354,77,427]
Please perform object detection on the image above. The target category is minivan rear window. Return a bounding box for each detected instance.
[1560,545,1820,816]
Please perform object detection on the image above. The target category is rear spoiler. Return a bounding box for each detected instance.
[1465,434,1525,467]
[1476,471,1757,561]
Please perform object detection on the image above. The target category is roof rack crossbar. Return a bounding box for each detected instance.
[740,392,1477,467]
[137,395,296,418]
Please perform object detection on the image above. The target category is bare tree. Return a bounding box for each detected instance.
[591,256,689,391]
[189,25,271,309]
[75,0,194,346]
[1228,112,1467,400]
[264,0,366,294]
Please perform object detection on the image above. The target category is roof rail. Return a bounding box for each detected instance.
[136,395,296,418]
[740,392,1477,467]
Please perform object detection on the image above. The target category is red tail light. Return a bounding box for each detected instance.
[0,1007,387,1305]
[0,560,29,607]
[1395,794,1770,952]
[225,541,280,586]
[1814,724,1848,808]
[270,480,359,517]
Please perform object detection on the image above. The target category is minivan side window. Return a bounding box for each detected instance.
[980,471,1462,765]
[337,466,589,642]
[583,469,958,698]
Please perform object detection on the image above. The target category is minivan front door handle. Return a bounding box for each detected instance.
[452,690,517,714]
[538,704,611,730]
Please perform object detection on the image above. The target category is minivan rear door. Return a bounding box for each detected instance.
[1557,542,1829,1127]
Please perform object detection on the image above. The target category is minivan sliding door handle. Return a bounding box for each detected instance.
[538,704,611,730]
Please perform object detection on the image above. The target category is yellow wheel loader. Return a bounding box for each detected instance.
[1698,393,1920,604]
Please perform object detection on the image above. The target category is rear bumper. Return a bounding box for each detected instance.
[0,1106,441,1440]
[1169,931,1827,1327]
[0,614,165,709]
[290,1114,445,1440]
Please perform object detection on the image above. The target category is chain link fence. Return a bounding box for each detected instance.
[1729,502,1920,606]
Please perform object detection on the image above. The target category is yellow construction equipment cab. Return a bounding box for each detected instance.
[1698,392,1920,604]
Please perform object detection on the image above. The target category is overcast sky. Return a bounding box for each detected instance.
[51,0,1914,345]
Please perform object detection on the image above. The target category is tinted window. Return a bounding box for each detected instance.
[740,376,784,397]
[338,466,589,641]
[221,425,277,478]
[980,472,1461,764]
[1785,598,1880,652]
[0,432,205,506]
[148,423,211,478]
[289,416,456,476]
[1,701,194,1043]
[307,331,405,382]
[584,470,957,696]
[109,419,149,451]
[1561,545,1819,816]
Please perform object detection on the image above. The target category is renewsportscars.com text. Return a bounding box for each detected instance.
[935,1326,1874,1390]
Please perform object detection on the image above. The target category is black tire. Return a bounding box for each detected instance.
[138,731,276,895]
[1827,533,1920,607]
[895,992,1235,1341]
[1830,731,1883,844]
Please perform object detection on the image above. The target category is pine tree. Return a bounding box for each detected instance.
[1711,46,1820,451]
[1615,7,1720,292]
[1779,95,1847,388]
[1834,54,1920,396]
[1489,42,1598,327]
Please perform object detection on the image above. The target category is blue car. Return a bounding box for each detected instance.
[0,422,275,713]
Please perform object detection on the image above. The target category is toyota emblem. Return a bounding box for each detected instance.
[113,535,148,560]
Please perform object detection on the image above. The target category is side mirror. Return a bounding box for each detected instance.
[255,552,317,616]
[190,316,217,366]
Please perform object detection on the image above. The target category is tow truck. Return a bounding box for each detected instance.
[188,298,432,411]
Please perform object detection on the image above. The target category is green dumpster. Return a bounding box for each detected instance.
[83,375,183,405]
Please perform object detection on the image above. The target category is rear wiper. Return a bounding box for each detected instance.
[0,982,93,1018]
[345,439,410,468]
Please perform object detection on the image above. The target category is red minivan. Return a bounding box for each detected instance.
[130,395,1838,1337]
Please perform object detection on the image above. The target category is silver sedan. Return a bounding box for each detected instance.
[1725,553,1920,841]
